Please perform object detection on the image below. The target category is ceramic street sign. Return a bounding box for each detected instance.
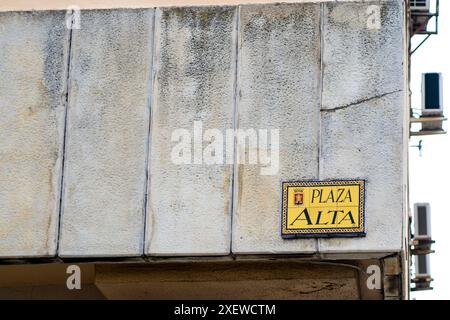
[281,180,365,238]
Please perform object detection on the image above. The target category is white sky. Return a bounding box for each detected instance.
[409,0,450,300]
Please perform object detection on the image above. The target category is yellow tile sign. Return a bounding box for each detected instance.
[281,180,365,238]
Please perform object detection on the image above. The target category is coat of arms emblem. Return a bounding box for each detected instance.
[294,189,304,206]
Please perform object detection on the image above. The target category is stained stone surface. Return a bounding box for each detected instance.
[0,11,69,257]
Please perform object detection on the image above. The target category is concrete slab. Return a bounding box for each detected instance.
[0,11,69,258]
[146,7,237,255]
[95,261,361,299]
[59,9,154,257]
[0,0,394,12]
[318,0,405,254]
[232,3,321,254]
[321,0,404,111]
[319,92,404,254]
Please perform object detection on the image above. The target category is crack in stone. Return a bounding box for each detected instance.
[320,89,402,112]
[297,282,345,295]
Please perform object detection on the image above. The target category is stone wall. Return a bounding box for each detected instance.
[0,0,406,259]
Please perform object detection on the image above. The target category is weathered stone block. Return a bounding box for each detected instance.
[321,0,404,110]
[59,9,154,257]
[0,11,69,257]
[318,0,405,255]
[232,4,321,254]
[146,7,237,255]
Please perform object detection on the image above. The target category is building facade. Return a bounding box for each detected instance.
[0,0,410,299]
